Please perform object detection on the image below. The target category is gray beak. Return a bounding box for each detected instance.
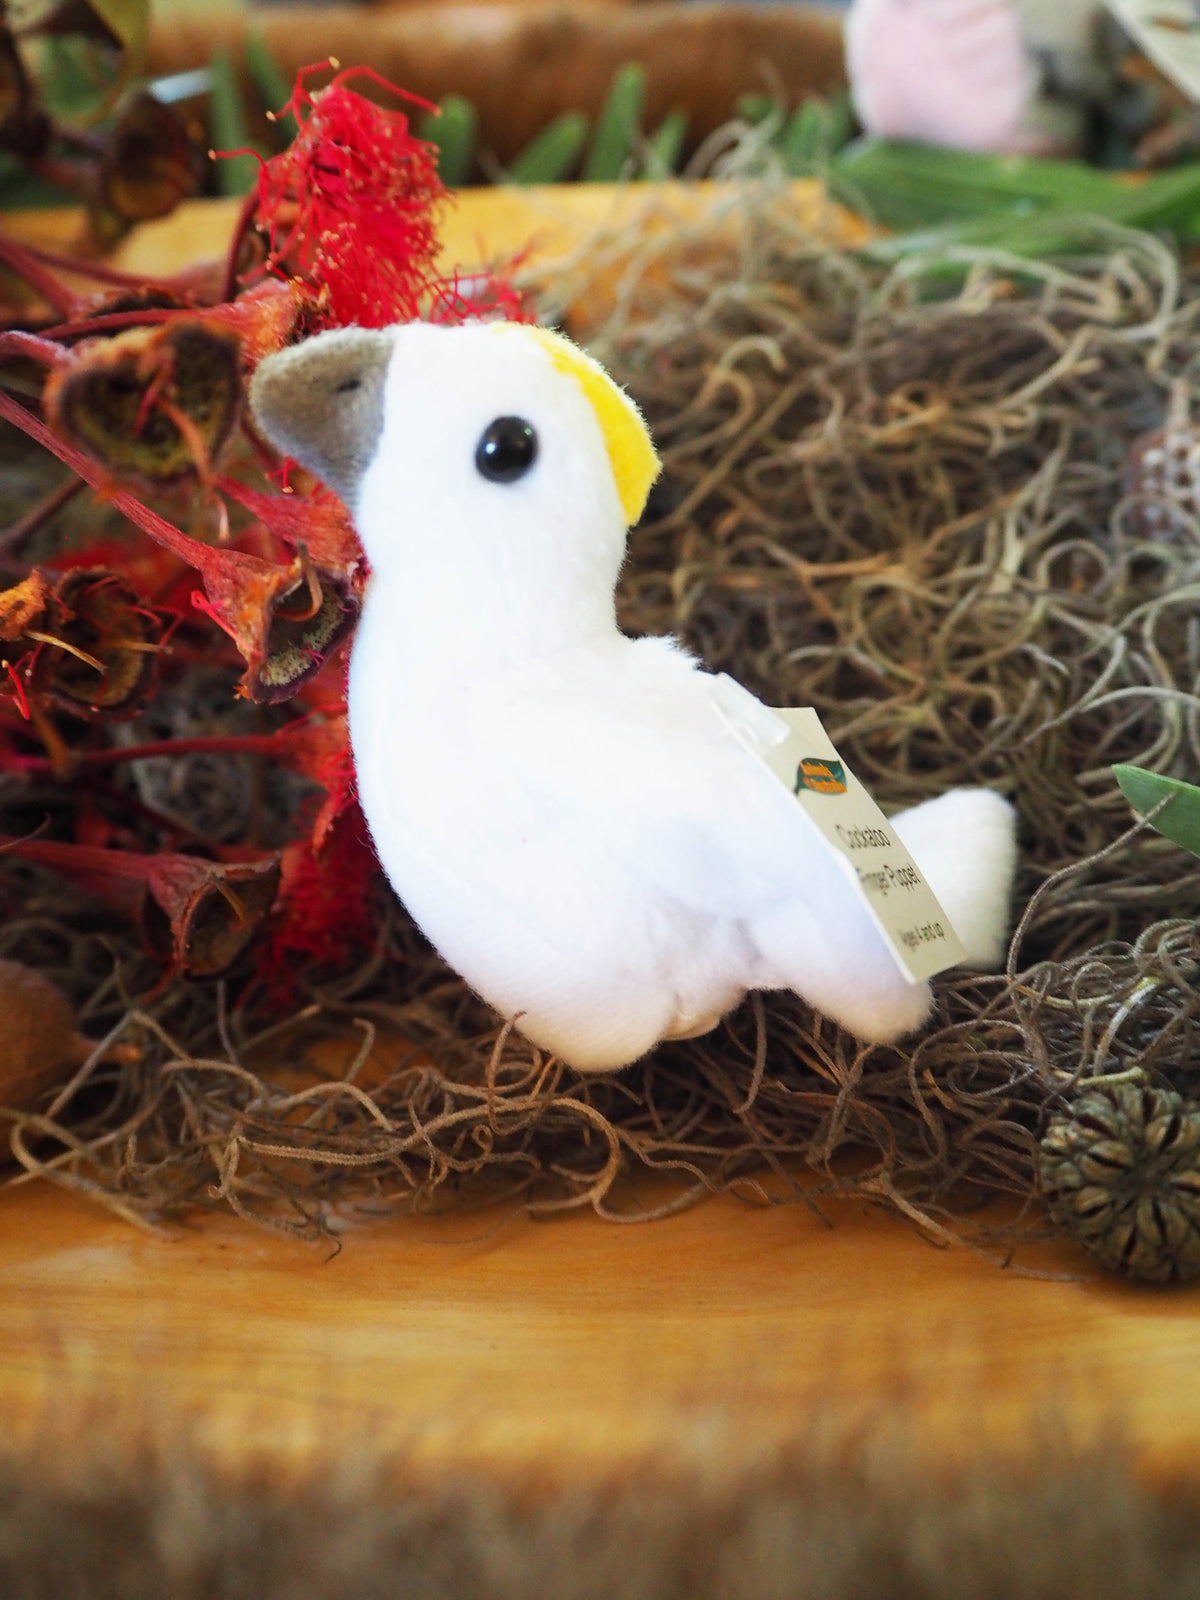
[249,326,397,510]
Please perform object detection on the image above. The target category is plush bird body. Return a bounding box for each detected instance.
[251,320,1017,1073]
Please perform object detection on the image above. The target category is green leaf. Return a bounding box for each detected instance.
[244,30,297,145]
[832,138,1121,228]
[831,138,1200,246]
[780,100,831,176]
[641,108,688,180]
[736,93,779,127]
[83,0,148,58]
[208,46,263,198]
[583,62,645,183]
[418,95,477,188]
[36,35,113,121]
[508,111,588,185]
[823,90,856,155]
[45,0,149,114]
[1102,161,1200,238]
[1113,764,1200,859]
[778,93,855,174]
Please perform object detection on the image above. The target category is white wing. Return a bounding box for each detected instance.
[481,635,825,919]
[485,638,1015,1043]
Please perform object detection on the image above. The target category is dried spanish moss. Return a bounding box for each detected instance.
[10,191,1200,1266]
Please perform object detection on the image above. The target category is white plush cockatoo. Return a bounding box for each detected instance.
[845,0,1033,152]
[250,320,1017,1073]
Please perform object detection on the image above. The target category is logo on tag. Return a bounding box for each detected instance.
[795,758,846,796]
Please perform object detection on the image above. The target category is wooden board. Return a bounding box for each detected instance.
[1,1175,1196,1484]
[2,185,1198,1487]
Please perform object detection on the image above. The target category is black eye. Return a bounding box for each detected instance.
[475,416,538,483]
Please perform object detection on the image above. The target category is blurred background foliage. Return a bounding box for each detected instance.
[6,0,1200,264]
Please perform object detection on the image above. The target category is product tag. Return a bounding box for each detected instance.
[710,676,967,983]
[1104,0,1200,102]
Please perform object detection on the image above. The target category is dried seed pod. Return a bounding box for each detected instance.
[1039,1082,1200,1285]
[136,855,284,978]
[7,838,283,980]
[188,543,359,704]
[205,278,317,372]
[0,569,50,647]
[219,477,363,575]
[81,286,190,321]
[44,320,242,488]
[252,563,358,702]
[100,91,196,224]
[0,26,49,160]
[26,569,173,721]
[0,959,92,1114]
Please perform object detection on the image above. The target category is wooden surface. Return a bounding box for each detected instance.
[2,1177,1198,1484]
[2,185,1199,1485]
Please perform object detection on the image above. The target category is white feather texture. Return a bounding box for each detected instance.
[345,321,1018,1072]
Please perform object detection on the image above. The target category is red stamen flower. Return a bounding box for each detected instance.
[253,65,446,329]
[263,804,378,989]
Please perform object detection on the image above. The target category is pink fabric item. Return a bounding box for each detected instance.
[844,0,1031,153]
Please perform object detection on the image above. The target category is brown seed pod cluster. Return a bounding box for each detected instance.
[8,838,285,981]
[1039,1083,1200,1285]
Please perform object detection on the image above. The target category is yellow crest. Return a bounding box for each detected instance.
[489,323,660,527]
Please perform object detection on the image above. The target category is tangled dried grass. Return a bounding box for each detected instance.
[7,190,1200,1254]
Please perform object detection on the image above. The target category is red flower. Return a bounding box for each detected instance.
[263,804,378,990]
[245,64,530,331]
[254,65,446,329]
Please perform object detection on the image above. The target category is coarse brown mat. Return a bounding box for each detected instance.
[5,186,1200,1275]
[4,1411,1200,1600]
